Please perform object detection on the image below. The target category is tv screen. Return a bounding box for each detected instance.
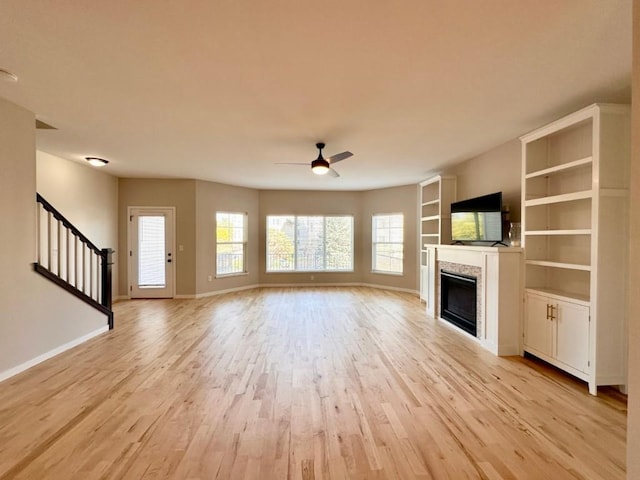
[451,192,503,242]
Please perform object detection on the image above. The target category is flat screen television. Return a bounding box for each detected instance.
[451,192,503,243]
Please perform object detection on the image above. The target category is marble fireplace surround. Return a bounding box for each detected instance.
[431,245,522,356]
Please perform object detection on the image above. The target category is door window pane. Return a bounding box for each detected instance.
[138,216,166,287]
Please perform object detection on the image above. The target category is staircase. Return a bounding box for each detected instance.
[33,194,114,329]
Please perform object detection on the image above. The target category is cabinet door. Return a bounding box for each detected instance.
[555,301,590,373]
[420,265,428,301]
[425,248,437,317]
[524,293,553,357]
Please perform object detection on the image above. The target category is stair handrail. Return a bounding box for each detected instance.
[36,193,104,256]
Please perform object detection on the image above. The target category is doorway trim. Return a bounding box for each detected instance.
[127,206,176,299]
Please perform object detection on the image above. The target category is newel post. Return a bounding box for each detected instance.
[101,248,115,329]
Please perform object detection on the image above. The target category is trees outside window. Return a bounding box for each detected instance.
[266,215,353,272]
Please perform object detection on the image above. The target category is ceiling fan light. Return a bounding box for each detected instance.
[311,158,330,175]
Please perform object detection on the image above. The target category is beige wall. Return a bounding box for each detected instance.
[360,184,418,290]
[195,180,260,294]
[627,0,640,476]
[36,151,119,298]
[0,97,107,378]
[118,179,197,297]
[119,181,418,296]
[447,139,522,223]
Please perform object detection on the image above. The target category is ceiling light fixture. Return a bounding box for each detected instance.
[311,159,330,175]
[0,69,18,82]
[311,143,330,175]
[85,157,109,167]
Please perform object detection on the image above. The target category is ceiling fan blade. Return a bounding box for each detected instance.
[275,162,309,165]
[327,151,353,164]
[327,168,340,178]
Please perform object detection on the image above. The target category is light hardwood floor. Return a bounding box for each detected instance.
[0,287,627,479]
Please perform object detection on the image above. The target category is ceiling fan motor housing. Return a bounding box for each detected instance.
[311,157,330,172]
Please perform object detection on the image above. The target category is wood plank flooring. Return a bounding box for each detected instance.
[0,287,627,479]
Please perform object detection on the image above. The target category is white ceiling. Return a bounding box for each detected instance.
[0,0,632,191]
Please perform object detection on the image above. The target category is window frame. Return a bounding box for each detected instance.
[266,214,355,273]
[371,213,404,275]
[215,211,248,278]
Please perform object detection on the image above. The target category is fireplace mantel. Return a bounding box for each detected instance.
[422,245,522,356]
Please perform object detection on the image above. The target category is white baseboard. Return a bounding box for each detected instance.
[0,325,109,383]
[120,283,418,300]
[194,284,261,299]
[259,282,418,294]
[358,283,419,296]
[260,282,362,289]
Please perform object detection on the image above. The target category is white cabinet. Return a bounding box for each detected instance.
[555,300,589,374]
[420,246,437,317]
[520,103,630,395]
[525,292,590,378]
[419,265,428,302]
[524,293,552,357]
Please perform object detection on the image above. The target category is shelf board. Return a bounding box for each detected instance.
[525,287,590,306]
[525,156,593,179]
[525,190,592,207]
[421,199,440,206]
[525,229,592,236]
[421,215,440,222]
[421,233,439,237]
[600,188,628,198]
[526,260,591,271]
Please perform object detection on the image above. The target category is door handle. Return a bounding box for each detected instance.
[546,304,550,320]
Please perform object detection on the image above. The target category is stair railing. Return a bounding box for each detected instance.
[34,193,114,329]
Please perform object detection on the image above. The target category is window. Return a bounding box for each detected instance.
[266,215,354,272]
[216,212,247,276]
[372,214,403,274]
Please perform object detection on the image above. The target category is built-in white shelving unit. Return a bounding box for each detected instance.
[418,175,456,313]
[520,103,630,395]
[419,175,456,247]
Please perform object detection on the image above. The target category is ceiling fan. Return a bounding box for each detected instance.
[277,142,353,177]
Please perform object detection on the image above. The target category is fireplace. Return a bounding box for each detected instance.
[440,270,478,336]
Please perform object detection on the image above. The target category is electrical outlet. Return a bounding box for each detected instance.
[310,275,314,280]
[207,275,212,282]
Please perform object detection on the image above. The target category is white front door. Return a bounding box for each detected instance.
[128,207,175,298]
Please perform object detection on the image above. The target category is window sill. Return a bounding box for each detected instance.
[216,272,249,279]
[371,270,404,276]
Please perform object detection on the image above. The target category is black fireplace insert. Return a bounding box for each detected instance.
[440,270,477,336]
